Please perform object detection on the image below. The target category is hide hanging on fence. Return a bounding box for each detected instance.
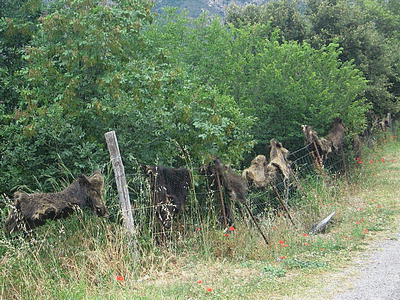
[202,158,269,244]
[302,118,345,163]
[242,139,294,189]
[143,165,191,229]
[201,158,248,224]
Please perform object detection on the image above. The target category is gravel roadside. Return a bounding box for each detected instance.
[318,226,400,300]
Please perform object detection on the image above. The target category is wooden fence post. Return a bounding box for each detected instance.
[105,131,137,253]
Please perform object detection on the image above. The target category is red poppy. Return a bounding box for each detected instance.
[356,220,360,224]
[382,158,385,163]
[364,229,368,234]
[373,173,376,175]
[356,157,361,161]
[321,248,325,251]
[196,227,201,231]
[371,198,375,202]
[229,226,235,231]
[224,234,229,237]
[283,244,289,247]
[280,256,286,259]
[358,160,363,164]
[305,243,310,246]
[279,240,285,244]
[116,276,124,282]
[359,208,363,211]
[206,288,213,292]
[391,159,395,163]
[198,280,202,284]
[370,160,374,164]
[303,233,308,236]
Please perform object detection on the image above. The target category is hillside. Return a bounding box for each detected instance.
[153,0,268,17]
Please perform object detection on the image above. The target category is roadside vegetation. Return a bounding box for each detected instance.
[1,134,400,299]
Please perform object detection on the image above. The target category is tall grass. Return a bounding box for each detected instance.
[1,135,400,299]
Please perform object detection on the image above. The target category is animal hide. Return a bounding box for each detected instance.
[4,171,107,234]
[144,165,191,229]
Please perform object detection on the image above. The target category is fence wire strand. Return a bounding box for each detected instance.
[106,142,351,239]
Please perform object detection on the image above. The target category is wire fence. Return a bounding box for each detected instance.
[105,141,352,241]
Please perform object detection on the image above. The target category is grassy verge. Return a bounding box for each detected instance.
[1,136,400,299]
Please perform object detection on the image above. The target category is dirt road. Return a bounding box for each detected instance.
[322,228,400,300]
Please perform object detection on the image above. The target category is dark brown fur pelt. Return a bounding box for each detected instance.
[143,165,191,229]
[4,171,107,234]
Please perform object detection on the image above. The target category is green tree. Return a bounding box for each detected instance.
[1,1,255,194]
[1,0,43,194]
[356,0,400,39]
[0,0,41,113]
[223,25,369,151]
[1,0,158,194]
[225,1,309,43]
[224,0,399,119]
[145,10,369,156]
[355,0,400,115]
[306,0,399,116]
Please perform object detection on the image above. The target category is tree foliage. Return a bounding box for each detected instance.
[1,0,399,195]
[0,0,254,194]
[147,9,369,157]
[225,1,309,43]
[225,0,400,117]
[306,0,399,115]
[0,0,41,114]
